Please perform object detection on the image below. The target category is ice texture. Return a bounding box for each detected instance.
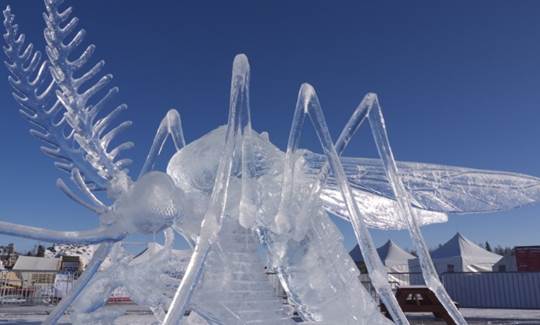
[190,217,294,324]
[4,1,540,324]
[167,125,392,323]
[362,94,466,324]
[69,230,190,324]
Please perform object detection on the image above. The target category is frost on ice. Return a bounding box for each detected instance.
[2,1,540,325]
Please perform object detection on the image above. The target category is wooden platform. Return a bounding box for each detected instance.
[380,286,458,325]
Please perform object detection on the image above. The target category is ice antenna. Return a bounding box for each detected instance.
[43,0,134,198]
[2,6,115,209]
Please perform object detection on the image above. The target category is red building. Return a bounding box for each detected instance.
[515,246,540,272]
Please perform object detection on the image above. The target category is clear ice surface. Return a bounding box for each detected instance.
[167,125,392,324]
[4,1,540,324]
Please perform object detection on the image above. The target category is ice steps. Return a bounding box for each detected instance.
[191,217,294,324]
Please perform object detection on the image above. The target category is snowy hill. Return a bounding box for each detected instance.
[45,243,192,273]
[45,244,97,268]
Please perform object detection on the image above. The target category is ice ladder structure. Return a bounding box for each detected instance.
[190,217,294,324]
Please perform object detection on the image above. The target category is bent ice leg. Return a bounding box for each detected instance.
[276,83,408,324]
[139,109,187,178]
[43,243,113,325]
[363,94,467,324]
[163,54,252,325]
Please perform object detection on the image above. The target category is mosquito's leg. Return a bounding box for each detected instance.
[43,243,113,325]
[0,220,126,244]
[297,94,371,219]
[148,229,176,322]
[277,84,409,324]
[163,54,252,325]
[276,90,371,230]
[365,94,467,324]
[139,109,187,179]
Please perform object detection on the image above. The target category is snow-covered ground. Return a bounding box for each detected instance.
[406,309,540,324]
[1,306,540,324]
[0,305,206,325]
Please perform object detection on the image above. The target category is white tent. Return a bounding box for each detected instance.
[430,233,502,273]
[350,240,420,285]
[350,240,418,273]
[492,255,517,272]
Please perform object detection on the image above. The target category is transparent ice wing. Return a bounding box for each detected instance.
[319,182,448,229]
[306,154,540,216]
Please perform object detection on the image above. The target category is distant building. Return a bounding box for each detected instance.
[60,256,82,274]
[12,256,61,288]
[515,246,540,272]
[493,255,517,272]
[0,243,18,269]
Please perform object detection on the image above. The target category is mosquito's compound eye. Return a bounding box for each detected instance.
[113,171,184,234]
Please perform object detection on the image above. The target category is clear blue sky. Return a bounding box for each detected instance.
[0,1,540,253]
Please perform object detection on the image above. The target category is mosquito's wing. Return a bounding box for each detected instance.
[320,183,449,229]
[305,153,540,229]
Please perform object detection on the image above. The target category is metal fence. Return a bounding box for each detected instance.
[4,269,540,309]
[441,271,540,309]
[0,270,137,306]
[387,272,425,286]
[360,271,540,309]
[0,270,68,305]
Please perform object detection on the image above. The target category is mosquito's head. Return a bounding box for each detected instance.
[108,171,184,234]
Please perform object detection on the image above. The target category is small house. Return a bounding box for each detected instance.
[12,256,61,288]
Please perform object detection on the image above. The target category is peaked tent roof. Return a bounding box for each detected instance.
[431,232,501,260]
[350,240,415,265]
[13,256,61,271]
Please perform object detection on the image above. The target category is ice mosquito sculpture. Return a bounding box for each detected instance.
[3,1,540,324]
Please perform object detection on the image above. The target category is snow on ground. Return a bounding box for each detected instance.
[0,305,210,325]
[1,306,540,324]
[406,309,540,324]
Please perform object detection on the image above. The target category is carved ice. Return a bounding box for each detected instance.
[2,1,540,324]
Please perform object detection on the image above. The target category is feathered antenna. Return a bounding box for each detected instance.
[43,0,133,196]
[2,5,110,212]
